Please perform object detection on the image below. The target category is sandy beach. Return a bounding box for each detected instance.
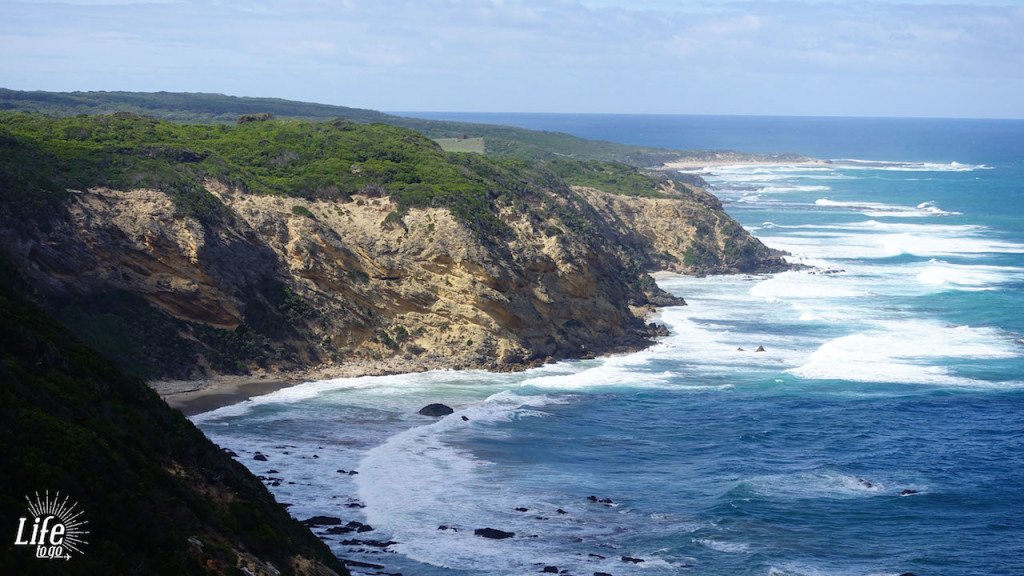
[150,357,446,416]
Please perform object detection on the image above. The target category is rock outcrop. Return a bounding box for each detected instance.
[1,176,787,380]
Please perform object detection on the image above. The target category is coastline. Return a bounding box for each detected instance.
[151,357,443,416]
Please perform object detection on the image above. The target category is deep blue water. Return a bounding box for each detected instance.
[195,115,1024,576]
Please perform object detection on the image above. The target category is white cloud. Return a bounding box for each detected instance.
[0,0,1021,116]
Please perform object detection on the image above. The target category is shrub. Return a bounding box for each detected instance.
[291,205,314,218]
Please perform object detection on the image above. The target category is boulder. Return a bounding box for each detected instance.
[622,556,645,564]
[899,489,919,496]
[542,567,559,573]
[418,403,454,417]
[302,515,342,527]
[474,528,515,539]
[755,345,766,352]
[253,452,268,461]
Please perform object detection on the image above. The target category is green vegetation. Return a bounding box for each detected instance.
[434,137,485,154]
[0,264,347,575]
[0,112,515,237]
[291,204,315,218]
[547,158,667,197]
[0,112,674,242]
[0,89,684,165]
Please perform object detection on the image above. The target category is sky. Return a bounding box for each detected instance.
[2,0,1023,118]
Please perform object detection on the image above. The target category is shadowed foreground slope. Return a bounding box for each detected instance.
[0,270,348,576]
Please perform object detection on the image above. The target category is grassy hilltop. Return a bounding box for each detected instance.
[0,88,686,165]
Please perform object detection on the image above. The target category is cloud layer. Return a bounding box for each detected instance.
[3,0,1022,117]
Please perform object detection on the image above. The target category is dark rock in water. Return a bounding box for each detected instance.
[587,496,599,502]
[515,507,529,512]
[341,538,396,548]
[736,347,745,351]
[340,558,386,570]
[337,469,347,474]
[346,502,366,508]
[897,573,918,576]
[357,524,374,533]
[253,452,268,461]
[325,526,352,535]
[348,470,359,475]
[599,498,614,504]
[474,528,515,539]
[302,515,342,526]
[594,573,613,576]
[438,525,459,532]
[418,403,454,417]
[461,415,470,421]
[542,567,559,573]
[900,489,920,496]
[755,345,766,352]
[588,553,606,559]
[266,469,279,473]
[858,478,874,489]
[556,508,568,514]
[223,448,238,457]
[621,556,645,564]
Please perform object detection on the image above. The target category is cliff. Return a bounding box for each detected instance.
[0,112,788,381]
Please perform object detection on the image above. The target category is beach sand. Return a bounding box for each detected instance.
[151,357,443,416]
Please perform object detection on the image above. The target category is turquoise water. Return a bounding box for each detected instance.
[194,116,1024,576]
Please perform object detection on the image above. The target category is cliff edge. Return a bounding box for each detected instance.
[0,113,789,381]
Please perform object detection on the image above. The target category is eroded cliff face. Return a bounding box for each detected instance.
[1,179,785,379]
[577,184,791,275]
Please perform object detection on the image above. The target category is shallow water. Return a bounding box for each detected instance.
[194,116,1024,576]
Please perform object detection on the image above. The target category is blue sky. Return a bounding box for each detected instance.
[2,0,1022,118]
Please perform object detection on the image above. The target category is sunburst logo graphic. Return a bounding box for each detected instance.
[13,491,89,561]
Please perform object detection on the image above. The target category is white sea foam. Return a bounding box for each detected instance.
[815,198,961,217]
[788,320,1020,386]
[830,158,992,172]
[756,184,832,193]
[914,259,1024,291]
[355,392,563,571]
[746,469,892,500]
[759,220,1024,260]
[693,538,751,553]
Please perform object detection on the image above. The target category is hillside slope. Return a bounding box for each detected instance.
[0,88,686,164]
[0,267,348,575]
[0,112,788,381]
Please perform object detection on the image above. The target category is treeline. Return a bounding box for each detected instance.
[0,88,683,165]
[0,112,672,238]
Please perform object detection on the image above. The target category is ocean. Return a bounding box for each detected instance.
[193,115,1024,576]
